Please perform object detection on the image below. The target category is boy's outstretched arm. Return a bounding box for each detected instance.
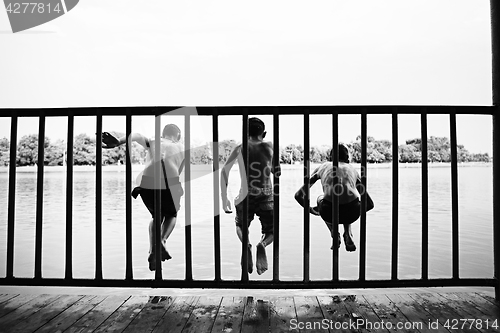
[220,145,241,214]
[102,132,149,149]
[294,172,320,215]
[355,176,375,211]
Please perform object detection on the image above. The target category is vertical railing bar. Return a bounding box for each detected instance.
[391,109,399,281]
[241,112,249,282]
[184,112,193,281]
[359,110,367,281]
[494,112,500,299]
[212,110,221,282]
[450,110,460,279]
[65,112,74,280]
[6,113,17,279]
[421,110,429,280]
[125,110,133,280]
[272,108,280,282]
[95,111,103,280]
[34,113,46,279]
[154,112,162,280]
[491,0,500,300]
[303,110,310,283]
[332,111,339,281]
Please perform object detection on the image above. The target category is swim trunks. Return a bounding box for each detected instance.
[235,189,274,234]
[132,176,183,219]
[317,197,360,225]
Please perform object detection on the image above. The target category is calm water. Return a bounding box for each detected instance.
[0,163,494,281]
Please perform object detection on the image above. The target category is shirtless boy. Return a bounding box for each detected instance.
[102,124,185,270]
[294,143,373,252]
[220,117,280,275]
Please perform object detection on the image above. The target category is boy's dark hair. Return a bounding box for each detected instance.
[162,124,181,141]
[249,117,265,137]
[339,143,349,162]
[329,143,350,162]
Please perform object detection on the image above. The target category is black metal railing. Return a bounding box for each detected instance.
[0,106,497,294]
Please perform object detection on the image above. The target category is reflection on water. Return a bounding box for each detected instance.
[0,164,493,281]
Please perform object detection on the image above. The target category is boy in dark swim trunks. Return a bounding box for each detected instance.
[102,124,185,270]
[220,117,280,275]
[294,144,373,252]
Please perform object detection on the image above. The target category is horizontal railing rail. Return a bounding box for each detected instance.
[0,106,497,292]
[0,105,495,117]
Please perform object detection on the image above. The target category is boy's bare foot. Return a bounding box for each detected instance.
[256,243,268,275]
[330,232,341,250]
[241,244,253,274]
[148,253,156,271]
[148,246,171,271]
[161,246,172,261]
[343,233,356,252]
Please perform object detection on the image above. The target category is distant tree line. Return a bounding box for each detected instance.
[278,136,491,164]
[0,133,490,167]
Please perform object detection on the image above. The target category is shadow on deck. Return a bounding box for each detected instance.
[0,289,499,332]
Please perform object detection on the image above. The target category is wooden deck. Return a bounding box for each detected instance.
[0,291,499,332]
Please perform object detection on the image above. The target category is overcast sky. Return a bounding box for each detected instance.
[0,0,493,154]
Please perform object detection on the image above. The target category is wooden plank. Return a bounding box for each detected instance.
[363,294,417,333]
[212,296,246,333]
[35,295,107,333]
[182,296,221,333]
[453,292,500,320]
[0,294,18,305]
[408,293,478,333]
[317,295,355,333]
[0,294,36,318]
[293,296,325,333]
[65,295,130,333]
[93,295,149,333]
[0,294,61,332]
[7,295,84,333]
[476,292,500,307]
[241,296,270,333]
[434,292,500,333]
[341,294,389,333]
[152,296,198,333]
[123,296,175,333]
[269,296,298,333]
[386,293,448,333]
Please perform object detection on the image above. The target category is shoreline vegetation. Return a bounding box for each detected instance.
[0,132,491,168]
[0,161,492,173]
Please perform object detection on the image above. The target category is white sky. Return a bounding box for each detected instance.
[0,0,494,154]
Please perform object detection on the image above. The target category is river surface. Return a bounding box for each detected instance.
[0,163,493,282]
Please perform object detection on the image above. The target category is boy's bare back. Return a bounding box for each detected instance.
[240,140,274,189]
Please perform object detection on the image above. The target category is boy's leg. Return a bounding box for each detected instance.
[342,223,356,252]
[148,218,156,271]
[156,188,180,261]
[318,198,341,249]
[339,200,360,252]
[256,232,273,275]
[259,232,273,247]
[139,190,159,270]
[148,214,174,270]
[236,225,253,275]
[256,205,274,275]
[160,216,176,260]
[235,198,254,274]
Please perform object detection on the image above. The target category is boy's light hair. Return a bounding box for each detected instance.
[162,124,181,141]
